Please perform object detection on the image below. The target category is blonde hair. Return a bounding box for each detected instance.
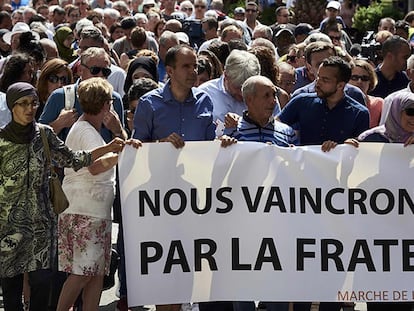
[78,77,113,115]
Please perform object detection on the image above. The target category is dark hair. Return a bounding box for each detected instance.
[128,77,158,102]
[227,39,247,51]
[197,57,212,79]
[201,16,218,30]
[395,20,410,34]
[207,40,229,66]
[198,49,223,78]
[321,56,351,83]
[275,6,287,15]
[0,53,34,92]
[382,35,409,56]
[130,26,147,49]
[165,44,194,67]
[249,45,279,85]
[18,32,46,65]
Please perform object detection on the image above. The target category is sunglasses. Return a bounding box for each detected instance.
[81,64,112,77]
[195,5,206,8]
[287,55,296,62]
[48,74,69,84]
[182,7,193,11]
[350,75,369,82]
[404,108,414,116]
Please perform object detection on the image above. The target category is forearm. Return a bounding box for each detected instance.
[88,153,118,175]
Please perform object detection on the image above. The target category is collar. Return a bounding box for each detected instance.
[243,110,273,128]
[162,81,197,104]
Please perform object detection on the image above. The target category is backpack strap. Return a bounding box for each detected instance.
[63,85,76,110]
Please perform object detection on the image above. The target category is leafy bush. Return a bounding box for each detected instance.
[352,1,404,35]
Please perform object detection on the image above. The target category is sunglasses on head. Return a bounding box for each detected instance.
[350,75,369,82]
[81,64,112,77]
[404,108,414,116]
[48,74,69,84]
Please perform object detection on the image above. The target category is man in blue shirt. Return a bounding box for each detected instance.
[133,44,215,147]
[226,75,297,147]
[39,47,126,143]
[279,56,369,150]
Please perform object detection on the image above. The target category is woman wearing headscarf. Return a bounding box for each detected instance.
[358,91,414,146]
[123,56,159,97]
[0,82,128,310]
[53,26,78,64]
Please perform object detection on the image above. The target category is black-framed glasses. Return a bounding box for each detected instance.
[81,64,112,77]
[350,75,369,82]
[405,108,414,116]
[48,74,69,84]
[15,99,40,109]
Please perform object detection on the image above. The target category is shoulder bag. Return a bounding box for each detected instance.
[40,126,69,214]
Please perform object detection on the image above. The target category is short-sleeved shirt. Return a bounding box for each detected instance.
[225,111,298,146]
[39,81,124,142]
[132,81,215,142]
[278,93,369,145]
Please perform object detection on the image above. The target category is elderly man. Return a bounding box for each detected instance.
[157,30,180,82]
[40,47,126,142]
[226,75,297,146]
[199,49,265,134]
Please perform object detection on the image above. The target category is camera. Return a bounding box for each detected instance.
[360,31,382,64]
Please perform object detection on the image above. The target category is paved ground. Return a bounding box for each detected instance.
[0,223,367,311]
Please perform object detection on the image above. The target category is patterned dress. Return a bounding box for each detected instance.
[0,124,91,278]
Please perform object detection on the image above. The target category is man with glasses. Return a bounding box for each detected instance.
[193,0,207,20]
[39,47,126,142]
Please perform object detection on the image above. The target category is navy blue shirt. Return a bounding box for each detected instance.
[133,82,216,142]
[369,67,409,98]
[278,93,369,145]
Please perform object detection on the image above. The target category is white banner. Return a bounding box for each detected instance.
[118,142,414,307]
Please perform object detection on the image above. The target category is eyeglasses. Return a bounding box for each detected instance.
[287,55,296,62]
[404,108,414,116]
[194,5,206,8]
[106,96,116,105]
[350,75,369,82]
[245,9,257,13]
[329,35,341,41]
[48,74,69,84]
[81,64,112,77]
[15,99,40,109]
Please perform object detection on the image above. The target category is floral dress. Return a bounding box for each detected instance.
[0,124,91,278]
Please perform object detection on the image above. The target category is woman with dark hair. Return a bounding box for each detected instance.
[248,45,290,108]
[0,53,35,92]
[123,56,159,102]
[109,22,124,44]
[36,58,73,119]
[0,82,127,311]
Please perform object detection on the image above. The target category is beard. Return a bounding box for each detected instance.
[316,86,337,99]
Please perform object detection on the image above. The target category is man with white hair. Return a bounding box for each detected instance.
[157,30,179,82]
[103,8,120,30]
[198,49,263,127]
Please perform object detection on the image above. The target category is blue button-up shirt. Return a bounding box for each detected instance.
[132,82,216,142]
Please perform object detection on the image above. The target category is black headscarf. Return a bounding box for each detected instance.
[124,56,159,95]
[0,82,38,144]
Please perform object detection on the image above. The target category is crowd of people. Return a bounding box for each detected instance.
[0,0,414,310]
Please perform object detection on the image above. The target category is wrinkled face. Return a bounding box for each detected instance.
[167,48,197,90]
[315,65,341,100]
[224,75,243,102]
[80,55,111,80]
[246,81,277,122]
[12,95,38,126]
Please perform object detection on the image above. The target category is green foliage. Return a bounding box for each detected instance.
[352,1,404,34]
[224,0,245,18]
